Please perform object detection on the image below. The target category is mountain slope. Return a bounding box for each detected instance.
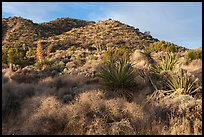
[43,19,159,51]
[2,16,94,47]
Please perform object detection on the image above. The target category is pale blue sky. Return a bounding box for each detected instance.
[2,2,202,49]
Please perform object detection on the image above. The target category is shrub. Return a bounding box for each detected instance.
[7,48,28,67]
[69,46,77,52]
[148,41,179,53]
[185,49,202,62]
[52,61,65,72]
[26,47,37,59]
[102,47,130,63]
[2,47,9,64]
[34,58,54,70]
[75,57,86,66]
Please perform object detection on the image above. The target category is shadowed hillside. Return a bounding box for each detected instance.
[2,16,94,47]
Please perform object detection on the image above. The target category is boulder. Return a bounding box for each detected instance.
[130,50,150,69]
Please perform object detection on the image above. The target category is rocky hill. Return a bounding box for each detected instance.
[43,19,159,51]
[2,16,187,77]
[2,16,94,47]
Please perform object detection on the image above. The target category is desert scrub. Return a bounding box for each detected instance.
[68,46,77,52]
[51,61,65,72]
[26,47,36,59]
[148,41,180,53]
[185,48,202,62]
[102,47,130,63]
[75,57,86,66]
[2,47,9,64]
[34,58,54,70]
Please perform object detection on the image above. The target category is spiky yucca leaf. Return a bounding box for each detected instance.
[98,57,135,90]
[149,52,178,77]
[142,45,152,58]
[166,69,201,96]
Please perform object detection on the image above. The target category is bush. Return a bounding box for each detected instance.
[52,61,65,72]
[2,47,9,64]
[102,47,130,63]
[7,47,29,67]
[26,47,36,59]
[148,41,179,53]
[185,49,202,62]
[34,58,54,70]
[75,57,86,66]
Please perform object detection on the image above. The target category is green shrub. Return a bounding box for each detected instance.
[69,46,77,51]
[26,47,36,59]
[7,48,27,66]
[75,57,86,66]
[185,49,202,62]
[2,47,9,64]
[52,61,65,72]
[148,41,179,53]
[102,47,130,63]
[97,56,135,90]
[34,58,54,70]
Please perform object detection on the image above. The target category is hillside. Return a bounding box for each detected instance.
[2,16,202,135]
[43,19,159,50]
[2,16,94,47]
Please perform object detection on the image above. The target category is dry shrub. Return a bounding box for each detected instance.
[2,72,202,135]
[39,75,78,89]
[2,82,36,122]
[10,73,39,83]
[162,115,202,135]
[23,96,67,135]
[86,118,107,135]
[146,91,202,135]
[109,118,136,135]
[61,89,145,135]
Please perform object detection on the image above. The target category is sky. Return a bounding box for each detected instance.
[2,2,202,49]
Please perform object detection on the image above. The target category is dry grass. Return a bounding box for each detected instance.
[2,55,202,135]
[2,80,202,135]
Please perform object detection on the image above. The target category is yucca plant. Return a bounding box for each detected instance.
[97,56,135,90]
[142,45,152,58]
[149,52,178,76]
[165,69,201,97]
